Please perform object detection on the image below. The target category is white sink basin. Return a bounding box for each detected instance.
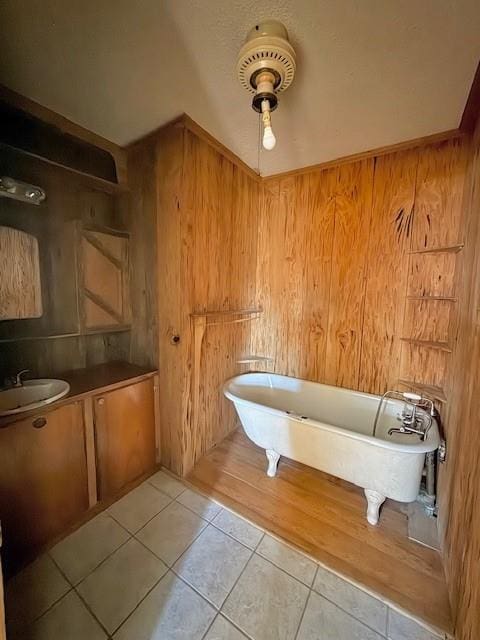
[0,379,70,417]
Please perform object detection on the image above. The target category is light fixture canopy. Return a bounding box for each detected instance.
[236,20,296,151]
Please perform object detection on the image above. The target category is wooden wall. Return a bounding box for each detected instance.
[125,138,158,368]
[128,120,260,475]
[253,138,468,410]
[439,116,480,640]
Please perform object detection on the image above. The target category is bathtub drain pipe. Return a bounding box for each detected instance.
[418,451,437,517]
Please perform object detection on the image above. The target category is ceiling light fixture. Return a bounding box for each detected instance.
[0,176,46,205]
[236,20,296,152]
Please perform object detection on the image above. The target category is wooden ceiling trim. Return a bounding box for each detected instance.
[127,114,261,183]
[263,129,463,181]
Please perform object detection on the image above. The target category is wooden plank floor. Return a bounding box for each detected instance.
[187,428,452,634]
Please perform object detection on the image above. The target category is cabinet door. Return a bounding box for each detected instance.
[94,379,156,499]
[0,403,89,571]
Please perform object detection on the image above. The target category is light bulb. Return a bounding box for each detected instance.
[263,125,276,150]
[261,98,276,151]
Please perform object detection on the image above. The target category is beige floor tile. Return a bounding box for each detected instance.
[136,501,206,565]
[108,481,171,533]
[77,538,167,634]
[388,609,443,640]
[204,615,248,639]
[50,513,130,584]
[212,508,263,549]
[257,535,317,586]
[176,489,222,521]
[20,591,107,640]
[222,554,309,640]
[297,591,384,640]
[6,554,70,634]
[173,525,251,607]
[148,470,185,498]
[113,571,215,640]
[313,564,387,634]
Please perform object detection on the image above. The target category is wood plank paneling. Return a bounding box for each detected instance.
[124,139,158,368]
[254,148,421,394]
[181,130,259,471]
[325,160,373,388]
[412,138,467,251]
[254,169,337,381]
[403,299,452,344]
[154,125,186,474]
[408,253,457,298]
[133,124,260,475]
[439,116,480,640]
[253,140,467,404]
[359,150,417,392]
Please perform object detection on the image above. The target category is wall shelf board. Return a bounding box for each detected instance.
[0,332,81,344]
[400,338,453,352]
[0,142,128,196]
[0,326,131,344]
[84,325,131,336]
[236,355,274,364]
[190,308,262,318]
[409,244,464,255]
[406,296,458,302]
[398,379,447,403]
[191,308,262,328]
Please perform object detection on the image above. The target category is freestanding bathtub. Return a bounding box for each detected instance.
[224,373,440,525]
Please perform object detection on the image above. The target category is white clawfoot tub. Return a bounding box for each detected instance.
[224,373,440,525]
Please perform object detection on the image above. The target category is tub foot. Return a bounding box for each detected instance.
[266,449,280,477]
[364,489,386,525]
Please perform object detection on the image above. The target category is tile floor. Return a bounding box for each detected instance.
[6,470,448,640]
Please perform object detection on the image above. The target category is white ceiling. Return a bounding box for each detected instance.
[0,0,479,176]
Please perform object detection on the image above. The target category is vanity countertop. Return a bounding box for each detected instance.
[0,361,157,428]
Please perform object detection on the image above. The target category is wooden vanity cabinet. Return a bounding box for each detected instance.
[0,402,89,570]
[93,378,156,500]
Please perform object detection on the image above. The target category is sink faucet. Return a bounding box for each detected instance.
[5,369,30,389]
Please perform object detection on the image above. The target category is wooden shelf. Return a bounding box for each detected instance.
[398,379,447,403]
[191,308,262,328]
[0,142,128,195]
[407,296,457,302]
[409,243,464,255]
[236,355,274,364]
[400,338,452,352]
[190,308,262,318]
[0,326,131,344]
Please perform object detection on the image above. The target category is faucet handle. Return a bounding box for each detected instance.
[15,369,30,386]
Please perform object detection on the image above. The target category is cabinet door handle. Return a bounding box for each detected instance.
[32,417,47,429]
[98,398,105,406]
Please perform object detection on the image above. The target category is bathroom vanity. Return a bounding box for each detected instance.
[0,361,159,573]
